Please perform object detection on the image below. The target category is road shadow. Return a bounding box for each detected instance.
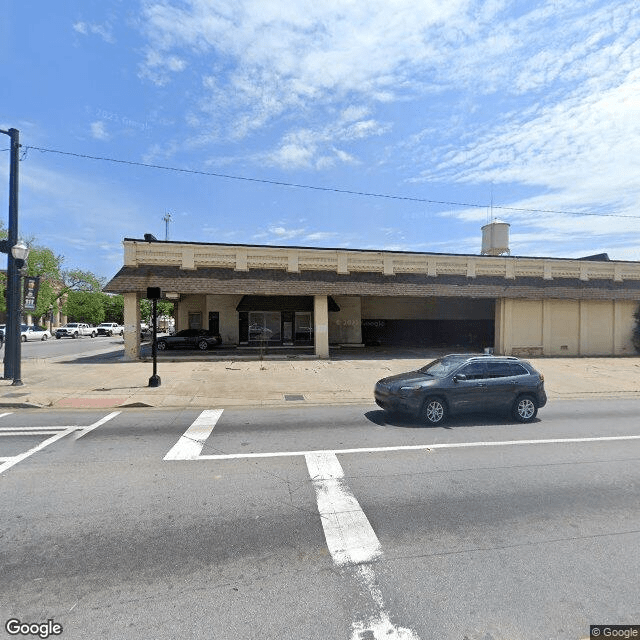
[57,350,125,365]
[364,409,541,429]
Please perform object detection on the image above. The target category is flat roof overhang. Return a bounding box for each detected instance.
[104,265,640,301]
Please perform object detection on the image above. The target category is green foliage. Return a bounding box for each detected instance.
[103,294,124,324]
[633,304,640,353]
[62,290,105,325]
[140,299,174,324]
[25,246,63,319]
[0,229,106,321]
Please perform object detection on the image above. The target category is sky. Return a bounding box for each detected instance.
[1,0,640,281]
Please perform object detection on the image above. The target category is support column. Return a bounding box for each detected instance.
[542,299,552,356]
[313,295,329,359]
[494,299,504,355]
[123,292,141,361]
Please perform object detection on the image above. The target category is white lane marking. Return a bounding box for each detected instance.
[0,428,75,475]
[305,452,421,639]
[0,431,61,436]
[74,412,121,440]
[306,452,382,567]
[350,565,421,640]
[164,409,224,460]
[197,433,640,460]
[0,412,13,419]
[0,426,72,431]
[0,457,11,462]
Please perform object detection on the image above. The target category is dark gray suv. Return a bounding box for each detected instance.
[374,354,547,425]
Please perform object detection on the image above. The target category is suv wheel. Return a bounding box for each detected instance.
[197,339,209,351]
[513,395,537,423]
[422,397,447,425]
[156,340,167,351]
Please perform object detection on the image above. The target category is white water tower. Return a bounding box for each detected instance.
[481,220,510,256]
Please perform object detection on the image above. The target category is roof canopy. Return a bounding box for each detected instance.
[235,295,340,312]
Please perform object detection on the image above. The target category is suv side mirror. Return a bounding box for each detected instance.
[453,374,467,382]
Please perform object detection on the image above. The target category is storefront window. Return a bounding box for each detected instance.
[248,311,281,342]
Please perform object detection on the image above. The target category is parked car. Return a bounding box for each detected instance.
[97,322,124,336]
[0,324,51,342]
[155,329,222,351]
[374,354,547,425]
[56,323,97,339]
[21,324,51,342]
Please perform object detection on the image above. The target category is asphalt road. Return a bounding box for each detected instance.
[1,400,639,640]
[10,334,124,361]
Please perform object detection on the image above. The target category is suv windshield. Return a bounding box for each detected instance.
[419,356,468,378]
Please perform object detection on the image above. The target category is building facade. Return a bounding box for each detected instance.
[105,237,640,360]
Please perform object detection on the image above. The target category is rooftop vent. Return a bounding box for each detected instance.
[144,233,158,242]
[578,253,610,261]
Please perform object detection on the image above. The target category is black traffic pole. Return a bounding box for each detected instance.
[147,287,161,387]
[0,128,23,385]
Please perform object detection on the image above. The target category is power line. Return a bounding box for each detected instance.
[25,144,640,220]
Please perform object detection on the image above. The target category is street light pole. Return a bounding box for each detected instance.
[0,127,23,384]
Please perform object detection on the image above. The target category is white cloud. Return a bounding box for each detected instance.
[268,226,306,240]
[138,0,474,133]
[73,20,115,44]
[90,121,110,141]
[261,119,388,169]
[249,224,348,246]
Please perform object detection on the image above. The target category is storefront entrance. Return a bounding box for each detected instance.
[236,296,339,346]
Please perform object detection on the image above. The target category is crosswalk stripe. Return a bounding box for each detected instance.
[74,411,121,439]
[306,450,381,567]
[164,409,223,460]
[0,428,75,475]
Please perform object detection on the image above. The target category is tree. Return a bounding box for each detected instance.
[62,291,105,325]
[24,246,64,320]
[140,299,174,324]
[102,294,124,324]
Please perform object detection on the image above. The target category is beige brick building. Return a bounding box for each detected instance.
[105,237,640,360]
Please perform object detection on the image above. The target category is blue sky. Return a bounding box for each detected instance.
[1,0,639,281]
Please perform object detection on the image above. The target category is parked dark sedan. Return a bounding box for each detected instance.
[375,354,547,425]
[155,329,222,351]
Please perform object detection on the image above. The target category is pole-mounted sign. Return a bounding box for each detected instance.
[23,276,40,311]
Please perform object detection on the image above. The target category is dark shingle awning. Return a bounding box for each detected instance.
[235,295,340,312]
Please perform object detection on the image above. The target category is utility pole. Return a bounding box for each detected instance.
[163,212,172,241]
[0,127,24,384]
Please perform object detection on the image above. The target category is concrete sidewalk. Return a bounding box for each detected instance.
[1,346,639,410]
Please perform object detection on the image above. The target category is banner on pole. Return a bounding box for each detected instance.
[23,276,40,311]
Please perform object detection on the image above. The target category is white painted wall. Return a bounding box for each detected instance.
[206,294,243,345]
[329,296,362,344]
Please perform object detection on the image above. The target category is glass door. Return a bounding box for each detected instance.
[294,312,313,343]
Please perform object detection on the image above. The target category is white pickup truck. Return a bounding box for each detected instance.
[96,322,124,337]
[55,323,97,339]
